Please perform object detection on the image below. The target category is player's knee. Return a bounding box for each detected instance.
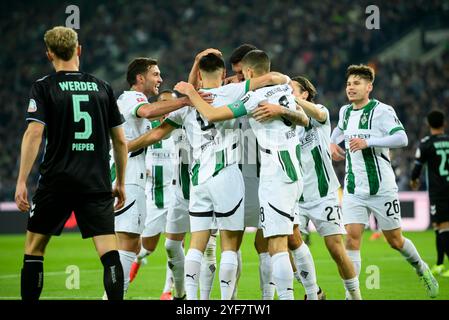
[287,233,301,250]
[345,236,361,250]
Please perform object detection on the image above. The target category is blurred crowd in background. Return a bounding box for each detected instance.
[1,0,448,200]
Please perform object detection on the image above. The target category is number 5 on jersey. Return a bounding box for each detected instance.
[72,94,92,139]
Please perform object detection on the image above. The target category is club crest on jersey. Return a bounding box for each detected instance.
[360,113,368,125]
[28,99,37,112]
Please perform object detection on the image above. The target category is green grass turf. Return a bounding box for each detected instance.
[0,230,447,300]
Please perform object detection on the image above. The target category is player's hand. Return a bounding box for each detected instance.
[198,90,214,104]
[195,48,222,62]
[223,75,240,85]
[253,103,283,122]
[15,181,30,212]
[409,179,420,191]
[330,143,345,162]
[112,184,126,210]
[174,81,195,97]
[349,138,368,152]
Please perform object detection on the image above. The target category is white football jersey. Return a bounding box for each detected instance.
[171,126,192,200]
[337,99,405,196]
[145,119,177,208]
[228,83,303,182]
[165,80,250,185]
[299,105,340,202]
[113,90,149,188]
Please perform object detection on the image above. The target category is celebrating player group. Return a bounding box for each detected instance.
[15,26,439,301]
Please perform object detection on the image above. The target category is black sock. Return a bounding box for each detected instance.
[21,254,44,301]
[439,229,449,262]
[101,250,124,300]
[436,230,445,265]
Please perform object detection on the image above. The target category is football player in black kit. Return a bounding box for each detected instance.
[411,110,449,277]
[15,26,128,300]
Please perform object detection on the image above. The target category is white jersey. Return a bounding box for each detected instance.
[299,105,340,202]
[165,80,250,185]
[337,99,405,196]
[171,126,192,200]
[114,90,149,188]
[228,83,303,182]
[145,119,177,208]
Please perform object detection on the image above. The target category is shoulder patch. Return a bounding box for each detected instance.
[27,99,37,112]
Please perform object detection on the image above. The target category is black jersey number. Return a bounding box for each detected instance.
[72,94,92,139]
[278,95,293,126]
[196,110,217,140]
[384,200,400,217]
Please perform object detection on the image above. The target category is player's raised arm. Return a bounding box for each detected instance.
[128,121,175,152]
[15,122,44,212]
[248,72,290,91]
[252,102,309,126]
[175,81,235,122]
[188,48,222,89]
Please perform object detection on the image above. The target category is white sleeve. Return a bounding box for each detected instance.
[337,105,348,130]
[330,126,344,144]
[379,105,405,135]
[366,130,408,148]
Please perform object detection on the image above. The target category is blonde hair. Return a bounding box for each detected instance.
[44,26,78,61]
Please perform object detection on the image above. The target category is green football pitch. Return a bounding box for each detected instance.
[0,230,447,300]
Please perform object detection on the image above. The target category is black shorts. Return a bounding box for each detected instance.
[27,189,115,239]
[430,199,449,224]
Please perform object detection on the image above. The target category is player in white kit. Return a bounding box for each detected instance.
[109,58,201,297]
[128,52,288,300]
[175,50,317,300]
[253,75,361,299]
[330,64,438,298]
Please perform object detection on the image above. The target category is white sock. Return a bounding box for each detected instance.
[271,252,294,300]
[165,238,185,298]
[291,243,318,300]
[200,235,217,300]
[118,250,136,292]
[163,262,174,293]
[293,270,302,283]
[136,247,151,262]
[346,250,361,277]
[399,238,426,275]
[219,250,238,300]
[184,248,203,300]
[343,277,362,300]
[258,252,275,300]
[231,249,242,300]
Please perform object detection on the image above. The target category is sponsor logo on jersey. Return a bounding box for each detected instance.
[28,99,37,112]
[137,97,146,103]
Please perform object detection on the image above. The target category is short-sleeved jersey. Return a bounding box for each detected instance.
[165,80,250,185]
[413,134,449,200]
[299,105,340,202]
[337,99,405,196]
[116,90,149,188]
[227,83,303,182]
[26,71,124,193]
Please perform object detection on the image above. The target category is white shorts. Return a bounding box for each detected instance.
[243,176,260,228]
[114,184,146,234]
[189,164,245,233]
[342,193,402,231]
[166,187,190,234]
[297,192,345,237]
[142,184,173,237]
[259,178,301,238]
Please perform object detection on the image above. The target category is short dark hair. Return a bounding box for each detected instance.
[229,43,257,65]
[427,110,445,129]
[291,76,317,102]
[126,57,158,86]
[199,53,225,73]
[346,64,375,83]
[241,50,270,74]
